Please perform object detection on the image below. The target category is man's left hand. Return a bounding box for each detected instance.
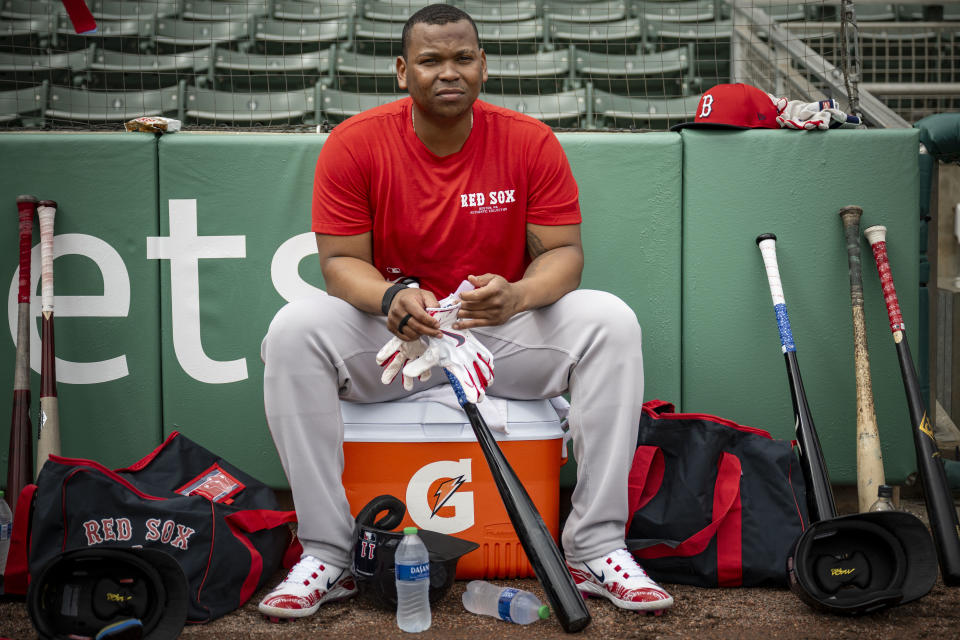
[454,274,524,329]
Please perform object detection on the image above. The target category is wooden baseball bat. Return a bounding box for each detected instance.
[864,224,960,585]
[36,199,60,474]
[838,206,886,513]
[6,195,36,513]
[756,234,837,523]
[446,372,591,633]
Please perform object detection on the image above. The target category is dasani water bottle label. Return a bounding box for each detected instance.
[396,561,429,581]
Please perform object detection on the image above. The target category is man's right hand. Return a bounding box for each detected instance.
[386,287,441,340]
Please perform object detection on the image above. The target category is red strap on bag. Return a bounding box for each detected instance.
[4,483,38,594]
[224,510,298,605]
[625,446,664,534]
[632,452,743,585]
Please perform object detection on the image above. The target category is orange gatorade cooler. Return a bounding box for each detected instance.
[341,398,566,579]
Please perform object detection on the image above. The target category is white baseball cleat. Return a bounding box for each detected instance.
[567,548,674,613]
[258,555,357,621]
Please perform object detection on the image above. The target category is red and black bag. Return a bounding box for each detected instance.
[5,431,294,622]
[626,400,810,587]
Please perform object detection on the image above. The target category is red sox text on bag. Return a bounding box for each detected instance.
[82,517,197,551]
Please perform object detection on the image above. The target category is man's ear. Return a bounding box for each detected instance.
[396,56,408,90]
[480,49,488,83]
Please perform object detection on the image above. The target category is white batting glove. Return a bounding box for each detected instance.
[402,303,494,404]
[375,336,430,390]
[769,94,863,130]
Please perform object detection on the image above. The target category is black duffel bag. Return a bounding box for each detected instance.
[626,400,810,587]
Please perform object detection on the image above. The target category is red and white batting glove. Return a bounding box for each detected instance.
[402,303,494,404]
[769,94,863,130]
[375,336,430,390]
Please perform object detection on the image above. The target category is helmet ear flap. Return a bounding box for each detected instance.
[356,494,406,531]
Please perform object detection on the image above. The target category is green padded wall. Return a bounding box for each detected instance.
[156,132,683,488]
[156,133,326,487]
[681,128,921,485]
[0,133,163,476]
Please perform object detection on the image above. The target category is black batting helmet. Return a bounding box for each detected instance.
[788,511,938,615]
[352,494,478,610]
[27,547,189,640]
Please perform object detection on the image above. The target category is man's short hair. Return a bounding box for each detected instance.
[401,4,480,59]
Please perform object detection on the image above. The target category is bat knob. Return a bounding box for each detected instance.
[38,200,58,208]
[756,233,777,245]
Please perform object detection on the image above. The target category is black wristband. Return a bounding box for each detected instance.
[380,283,407,316]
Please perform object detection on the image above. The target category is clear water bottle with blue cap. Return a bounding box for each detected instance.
[0,490,12,576]
[395,526,431,632]
[462,580,551,624]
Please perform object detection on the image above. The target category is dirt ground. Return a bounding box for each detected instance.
[3,486,960,640]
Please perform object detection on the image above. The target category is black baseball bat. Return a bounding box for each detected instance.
[447,373,591,633]
[756,233,838,522]
[864,224,960,585]
[6,195,36,513]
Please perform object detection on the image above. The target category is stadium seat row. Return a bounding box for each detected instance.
[4,0,959,24]
[0,41,699,94]
[0,78,701,129]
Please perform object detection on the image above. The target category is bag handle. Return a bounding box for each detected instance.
[224,509,298,606]
[633,452,742,560]
[625,445,664,535]
[642,399,676,416]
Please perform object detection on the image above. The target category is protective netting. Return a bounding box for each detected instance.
[0,0,957,132]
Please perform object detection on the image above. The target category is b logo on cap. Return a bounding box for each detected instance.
[699,94,714,118]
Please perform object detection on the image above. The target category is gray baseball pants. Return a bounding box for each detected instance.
[261,288,643,568]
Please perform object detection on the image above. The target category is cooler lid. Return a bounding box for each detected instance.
[341,398,565,442]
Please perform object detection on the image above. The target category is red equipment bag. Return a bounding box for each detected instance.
[5,431,294,622]
[626,400,810,587]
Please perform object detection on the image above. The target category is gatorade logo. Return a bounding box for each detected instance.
[698,94,714,118]
[406,458,474,534]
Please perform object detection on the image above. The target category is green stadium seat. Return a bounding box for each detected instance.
[45,83,183,121]
[543,0,629,23]
[317,86,405,122]
[0,45,94,87]
[52,13,155,52]
[90,0,180,20]
[763,3,806,22]
[274,0,357,21]
[253,18,349,45]
[1,0,62,19]
[213,46,333,79]
[353,17,543,55]
[587,86,699,128]
[155,18,252,47]
[90,47,212,89]
[363,0,431,22]
[185,85,317,123]
[896,3,926,20]
[332,48,400,92]
[944,3,960,20]
[852,3,897,21]
[546,17,643,50]
[182,0,269,21]
[484,48,573,93]
[0,82,48,124]
[479,88,585,125]
[461,0,538,22]
[55,13,155,37]
[572,44,693,95]
[633,0,718,24]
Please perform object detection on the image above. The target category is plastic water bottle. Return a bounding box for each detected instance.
[868,484,897,512]
[0,490,12,575]
[395,526,431,632]
[462,580,551,624]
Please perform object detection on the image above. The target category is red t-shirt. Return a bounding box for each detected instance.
[312,97,581,297]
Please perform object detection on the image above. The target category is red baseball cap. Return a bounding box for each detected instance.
[671,83,780,131]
